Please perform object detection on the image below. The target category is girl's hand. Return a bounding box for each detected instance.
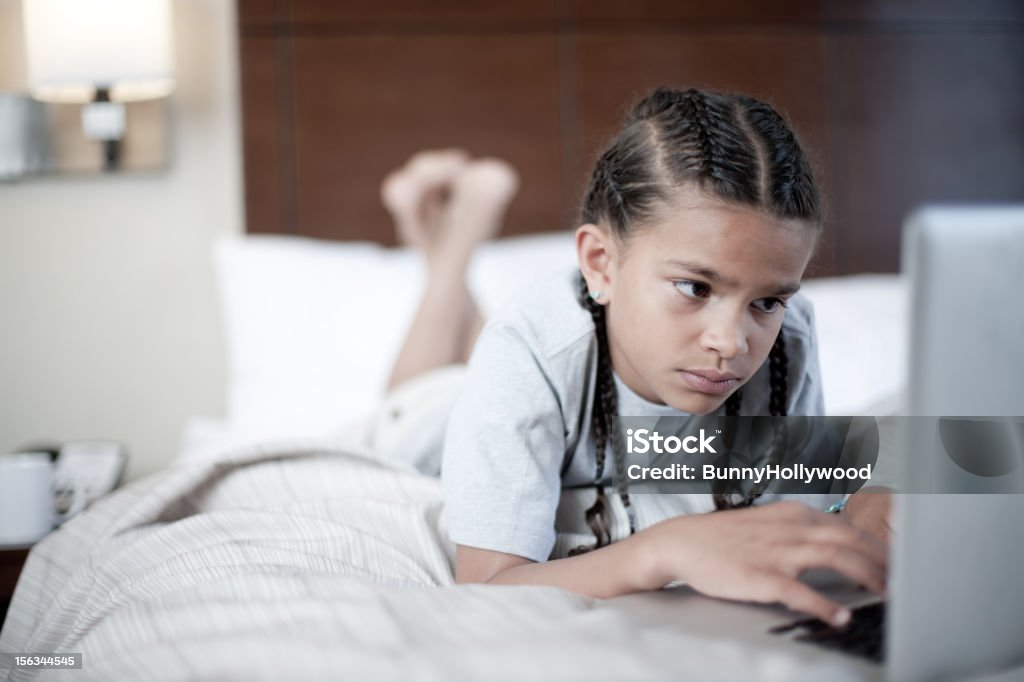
[640,500,888,627]
[841,487,894,546]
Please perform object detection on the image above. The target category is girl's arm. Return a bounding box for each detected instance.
[456,530,660,598]
[457,500,887,628]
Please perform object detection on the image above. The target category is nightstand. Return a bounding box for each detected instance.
[0,546,31,630]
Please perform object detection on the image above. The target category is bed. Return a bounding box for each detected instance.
[0,233,906,681]
[12,0,1023,672]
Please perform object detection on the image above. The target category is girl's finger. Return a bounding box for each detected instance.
[784,543,887,595]
[802,523,889,568]
[749,571,852,627]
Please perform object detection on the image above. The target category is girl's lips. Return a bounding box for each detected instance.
[678,369,740,395]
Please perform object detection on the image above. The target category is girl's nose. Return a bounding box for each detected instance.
[699,308,749,360]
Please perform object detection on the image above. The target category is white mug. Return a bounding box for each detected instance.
[0,452,87,546]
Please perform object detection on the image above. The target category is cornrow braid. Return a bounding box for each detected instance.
[737,95,820,220]
[676,88,763,203]
[599,160,629,234]
[683,90,716,176]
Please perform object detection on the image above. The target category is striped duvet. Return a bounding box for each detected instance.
[1,442,858,681]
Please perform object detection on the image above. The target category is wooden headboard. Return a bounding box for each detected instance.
[238,0,1024,277]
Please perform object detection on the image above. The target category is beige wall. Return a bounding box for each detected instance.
[0,0,242,481]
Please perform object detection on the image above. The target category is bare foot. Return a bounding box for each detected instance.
[380,149,469,250]
[431,158,519,270]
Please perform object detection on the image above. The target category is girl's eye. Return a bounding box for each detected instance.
[674,280,710,299]
[752,297,788,314]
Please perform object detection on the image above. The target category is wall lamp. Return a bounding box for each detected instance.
[21,0,175,172]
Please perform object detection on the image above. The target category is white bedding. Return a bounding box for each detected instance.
[1,442,863,681]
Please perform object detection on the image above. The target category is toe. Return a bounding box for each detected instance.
[406,149,470,184]
[380,170,418,218]
[454,158,520,204]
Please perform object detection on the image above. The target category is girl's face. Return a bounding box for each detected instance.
[578,187,817,415]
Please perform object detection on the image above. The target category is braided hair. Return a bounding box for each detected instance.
[570,87,821,554]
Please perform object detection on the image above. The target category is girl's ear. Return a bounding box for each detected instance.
[576,223,617,303]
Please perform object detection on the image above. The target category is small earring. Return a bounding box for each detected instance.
[589,290,604,301]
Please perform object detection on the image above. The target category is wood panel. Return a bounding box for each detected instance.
[825,0,1024,24]
[239,36,289,234]
[570,0,824,25]
[830,31,1024,273]
[237,0,1024,276]
[574,32,838,275]
[290,34,564,242]
[237,0,278,28]
[290,0,560,27]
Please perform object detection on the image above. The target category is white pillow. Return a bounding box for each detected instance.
[799,274,909,416]
[214,232,578,440]
[212,233,906,445]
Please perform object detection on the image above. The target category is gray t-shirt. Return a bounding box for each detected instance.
[441,267,832,563]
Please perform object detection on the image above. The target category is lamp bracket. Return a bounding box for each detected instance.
[81,101,126,142]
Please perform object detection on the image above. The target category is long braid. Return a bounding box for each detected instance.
[713,331,790,509]
[568,273,634,556]
[712,389,744,510]
[756,330,791,496]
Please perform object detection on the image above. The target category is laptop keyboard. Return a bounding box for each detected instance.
[769,601,886,663]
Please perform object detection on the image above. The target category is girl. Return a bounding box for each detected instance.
[377,87,891,629]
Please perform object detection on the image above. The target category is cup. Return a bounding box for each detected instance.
[0,452,87,546]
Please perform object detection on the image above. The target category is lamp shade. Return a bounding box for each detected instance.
[23,0,174,103]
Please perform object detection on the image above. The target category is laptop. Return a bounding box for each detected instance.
[605,205,1024,681]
